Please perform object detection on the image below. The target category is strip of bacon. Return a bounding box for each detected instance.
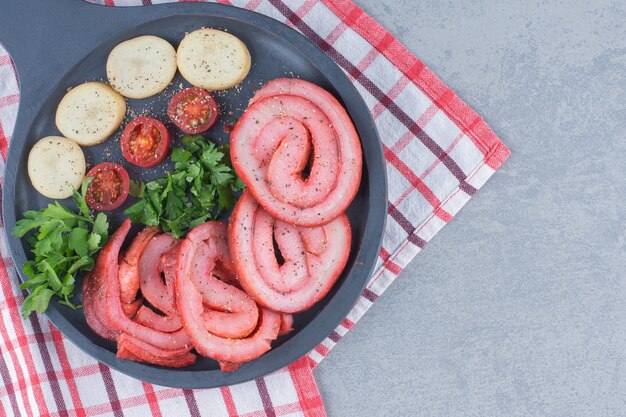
[117,334,196,368]
[134,306,183,333]
[82,271,118,341]
[118,226,160,304]
[279,314,294,336]
[100,220,193,351]
[229,191,351,313]
[177,221,281,365]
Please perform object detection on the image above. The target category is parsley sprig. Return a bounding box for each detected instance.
[13,178,109,318]
[124,135,245,238]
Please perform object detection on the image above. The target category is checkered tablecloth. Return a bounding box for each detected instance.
[0,0,510,416]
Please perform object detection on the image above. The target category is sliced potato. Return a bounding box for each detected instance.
[107,35,177,99]
[177,28,251,90]
[56,82,126,146]
[28,136,86,199]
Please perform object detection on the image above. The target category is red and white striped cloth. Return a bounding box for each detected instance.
[0,0,510,416]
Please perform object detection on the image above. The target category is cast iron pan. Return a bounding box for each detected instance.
[0,0,387,388]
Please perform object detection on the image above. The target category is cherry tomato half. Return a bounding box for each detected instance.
[167,87,218,134]
[120,116,170,168]
[85,162,130,211]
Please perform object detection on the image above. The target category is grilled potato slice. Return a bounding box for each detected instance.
[107,35,177,99]
[56,82,126,146]
[28,136,86,199]
[177,28,251,90]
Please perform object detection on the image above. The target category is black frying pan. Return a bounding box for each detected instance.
[0,0,387,388]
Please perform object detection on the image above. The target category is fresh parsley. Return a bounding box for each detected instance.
[124,135,245,239]
[12,178,110,318]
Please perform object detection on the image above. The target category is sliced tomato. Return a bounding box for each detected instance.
[120,116,170,168]
[167,87,218,134]
[85,162,130,211]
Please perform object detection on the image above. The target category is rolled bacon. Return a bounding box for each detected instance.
[135,233,184,333]
[279,313,294,336]
[228,190,351,314]
[118,226,160,304]
[84,220,196,368]
[230,78,362,227]
[176,221,281,365]
[83,271,118,341]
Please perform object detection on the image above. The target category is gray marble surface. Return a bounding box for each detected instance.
[315,1,626,416]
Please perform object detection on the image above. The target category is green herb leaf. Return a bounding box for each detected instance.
[43,202,80,221]
[73,177,93,219]
[14,179,109,319]
[129,179,145,198]
[125,135,244,237]
[68,256,94,274]
[92,212,109,242]
[68,227,89,257]
[21,286,55,318]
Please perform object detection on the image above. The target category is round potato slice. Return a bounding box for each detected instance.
[28,136,86,199]
[177,28,251,90]
[107,35,177,99]
[56,82,126,146]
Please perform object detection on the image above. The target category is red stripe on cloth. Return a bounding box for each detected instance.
[43,385,183,417]
[238,401,303,417]
[0,55,12,66]
[0,318,33,416]
[339,2,364,27]
[379,246,391,261]
[0,257,50,416]
[383,257,402,275]
[0,353,20,417]
[49,327,87,417]
[288,357,325,417]
[322,0,510,169]
[294,0,317,17]
[314,343,330,357]
[383,144,453,222]
[244,0,262,9]
[0,398,7,417]
[104,0,115,5]
[220,386,239,417]
[0,93,19,108]
[345,49,376,81]
[340,318,355,330]
[28,315,70,415]
[0,361,100,397]
[141,382,164,417]
[349,45,381,80]
[323,21,348,46]
[0,123,10,160]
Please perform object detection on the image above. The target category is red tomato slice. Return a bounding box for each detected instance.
[120,117,170,168]
[85,162,130,211]
[167,88,218,134]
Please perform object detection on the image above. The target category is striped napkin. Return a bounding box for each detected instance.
[0,0,510,416]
